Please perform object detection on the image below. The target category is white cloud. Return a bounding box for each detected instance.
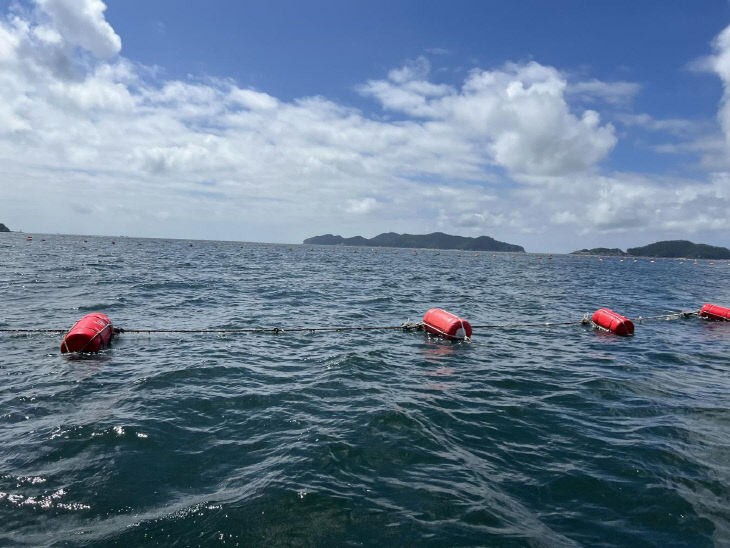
[36,0,120,58]
[616,113,699,134]
[567,79,641,105]
[0,3,728,252]
[345,197,379,214]
[229,88,278,110]
[520,173,730,234]
[711,24,730,150]
[388,56,431,84]
[361,60,617,177]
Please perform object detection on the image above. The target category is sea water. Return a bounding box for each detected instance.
[1,233,729,546]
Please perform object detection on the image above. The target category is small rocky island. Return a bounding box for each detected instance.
[572,240,730,259]
[304,231,525,252]
[572,247,627,257]
[0,223,10,232]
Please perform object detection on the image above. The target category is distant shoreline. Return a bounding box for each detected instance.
[4,229,729,259]
[571,240,730,260]
[304,232,525,252]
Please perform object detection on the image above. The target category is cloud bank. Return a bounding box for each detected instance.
[0,0,729,250]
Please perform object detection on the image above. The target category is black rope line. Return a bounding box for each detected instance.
[113,323,423,335]
[0,311,704,335]
[470,320,587,329]
[0,328,67,333]
[632,311,698,322]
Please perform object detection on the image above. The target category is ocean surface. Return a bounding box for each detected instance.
[1,233,729,547]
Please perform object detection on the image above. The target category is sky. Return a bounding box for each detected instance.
[1,0,730,252]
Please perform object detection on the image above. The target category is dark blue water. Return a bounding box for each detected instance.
[1,233,729,546]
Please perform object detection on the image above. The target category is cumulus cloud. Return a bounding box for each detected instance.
[36,0,120,58]
[0,2,728,250]
[525,173,730,234]
[229,88,278,110]
[360,59,617,177]
[711,24,730,147]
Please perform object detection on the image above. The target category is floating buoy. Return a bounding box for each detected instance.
[591,308,634,336]
[699,303,730,321]
[422,308,472,340]
[61,313,114,353]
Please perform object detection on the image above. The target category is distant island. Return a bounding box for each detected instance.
[0,223,9,232]
[572,247,627,257]
[572,240,730,259]
[304,232,525,252]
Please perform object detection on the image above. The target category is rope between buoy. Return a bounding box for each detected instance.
[470,320,587,329]
[112,323,425,334]
[0,328,67,333]
[0,310,703,335]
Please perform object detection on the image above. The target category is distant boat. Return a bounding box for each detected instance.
[26,235,32,241]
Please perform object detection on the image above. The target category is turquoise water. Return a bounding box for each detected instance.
[1,233,729,546]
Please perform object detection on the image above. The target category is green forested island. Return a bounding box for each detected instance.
[572,240,730,259]
[0,223,9,232]
[304,232,525,252]
[627,240,730,259]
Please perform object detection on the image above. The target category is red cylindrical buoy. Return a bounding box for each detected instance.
[699,303,730,321]
[591,308,634,336]
[422,308,472,340]
[61,313,114,353]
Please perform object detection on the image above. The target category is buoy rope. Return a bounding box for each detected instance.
[632,311,698,322]
[471,319,587,329]
[471,310,699,330]
[113,323,424,335]
[0,328,67,333]
[0,311,700,335]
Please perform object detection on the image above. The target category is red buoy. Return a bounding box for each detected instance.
[61,313,114,353]
[591,308,634,336]
[699,303,730,321]
[422,308,472,340]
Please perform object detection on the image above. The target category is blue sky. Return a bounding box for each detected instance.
[1,0,730,251]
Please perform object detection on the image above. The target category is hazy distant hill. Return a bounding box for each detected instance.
[304,232,525,252]
[571,247,627,256]
[0,223,9,232]
[627,240,730,259]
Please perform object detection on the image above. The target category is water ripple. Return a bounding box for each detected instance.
[1,234,729,546]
